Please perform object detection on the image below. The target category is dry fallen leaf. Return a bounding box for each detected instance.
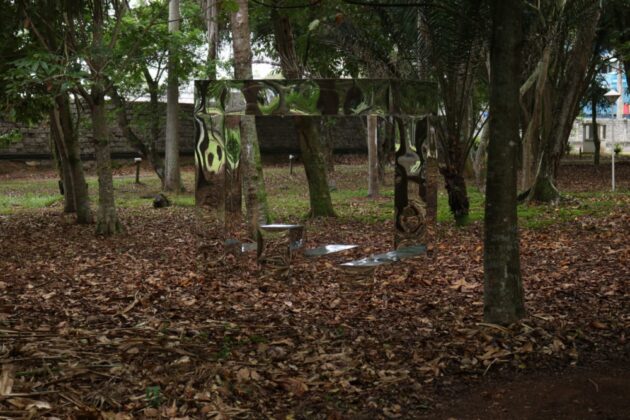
[0,364,14,396]
[280,378,309,396]
[590,321,608,330]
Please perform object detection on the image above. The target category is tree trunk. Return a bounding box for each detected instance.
[231,0,269,235]
[473,124,489,194]
[296,116,336,217]
[367,115,379,197]
[271,9,335,217]
[240,115,269,236]
[146,74,166,185]
[91,87,123,235]
[205,0,219,79]
[109,80,165,185]
[55,94,92,223]
[437,121,471,225]
[197,0,222,210]
[527,5,601,202]
[484,0,525,325]
[439,130,470,225]
[592,96,600,166]
[443,168,469,226]
[378,117,395,185]
[89,1,121,235]
[164,0,181,192]
[50,117,75,213]
[520,45,552,192]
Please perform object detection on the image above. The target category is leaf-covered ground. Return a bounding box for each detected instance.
[0,161,629,418]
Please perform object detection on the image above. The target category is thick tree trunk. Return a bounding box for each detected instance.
[437,122,471,224]
[164,0,181,192]
[240,115,269,236]
[438,129,470,224]
[296,117,336,217]
[442,167,469,226]
[271,10,335,217]
[320,121,336,178]
[91,88,123,235]
[231,0,269,235]
[484,0,525,325]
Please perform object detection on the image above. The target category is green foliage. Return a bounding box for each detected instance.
[145,386,161,408]
[0,130,23,148]
[112,0,206,97]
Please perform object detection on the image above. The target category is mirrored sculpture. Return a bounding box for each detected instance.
[194,79,438,252]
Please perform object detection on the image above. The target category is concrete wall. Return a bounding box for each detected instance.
[569,117,630,155]
[0,103,367,159]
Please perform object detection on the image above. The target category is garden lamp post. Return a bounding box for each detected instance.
[604,89,620,191]
[134,157,142,184]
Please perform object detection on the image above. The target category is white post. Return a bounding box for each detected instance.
[612,137,615,191]
[612,66,623,191]
[367,115,379,197]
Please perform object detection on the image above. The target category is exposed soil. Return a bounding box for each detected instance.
[0,161,628,418]
[425,362,630,420]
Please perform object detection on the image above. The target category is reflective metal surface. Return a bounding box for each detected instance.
[194,79,438,251]
[340,244,427,269]
[304,244,358,257]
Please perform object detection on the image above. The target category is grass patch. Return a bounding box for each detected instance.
[0,193,62,214]
[0,164,627,229]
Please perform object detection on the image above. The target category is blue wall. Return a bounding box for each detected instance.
[583,69,629,118]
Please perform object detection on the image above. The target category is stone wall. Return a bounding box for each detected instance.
[0,103,367,159]
[0,102,196,159]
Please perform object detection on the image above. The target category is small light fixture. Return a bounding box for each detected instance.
[604,89,620,105]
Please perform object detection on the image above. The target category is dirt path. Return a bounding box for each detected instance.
[426,361,630,419]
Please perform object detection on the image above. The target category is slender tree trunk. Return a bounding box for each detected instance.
[296,116,336,217]
[55,94,92,223]
[109,81,165,185]
[367,115,379,197]
[528,6,601,202]
[378,117,395,185]
[592,96,600,166]
[521,45,552,192]
[231,0,269,235]
[205,0,219,79]
[164,0,181,192]
[50,115,75,213]
[484,0,525,325]
[473,124,489,194]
